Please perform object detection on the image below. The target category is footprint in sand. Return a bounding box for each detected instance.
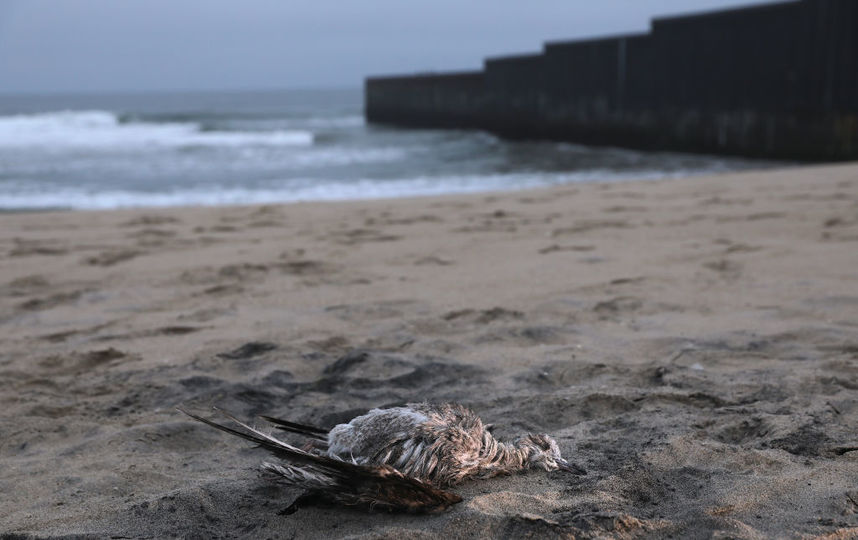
[178,307,236,322]
[9,239,68,257]
[276,260,337,276]
[702,259,742,279]
[551,220,630,236]
[83,249,143,267]
[324,300,417,322]
[96,325,203,342]
[209,225,240,233]
[5,275,50,296]
[17,289,88,311]
[120,215,180,227]
[593,296,643,319]
[474,325,567,347]
[414,255,453,266]
[127,228,178,248]
[196,284,245,297]
[246,219,285,228]
[538,244,595,254]
[217,342,278,360]
[442,307,524,325]
[327,228,402,245]
[36,347,129,376]
[217,263,269,280]
[305,335,351,353]
[603,205,648,213]
[365,214,443,226]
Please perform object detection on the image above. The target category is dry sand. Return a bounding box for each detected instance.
[1,163,857,539]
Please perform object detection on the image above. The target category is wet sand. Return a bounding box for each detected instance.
[1,163,857,539]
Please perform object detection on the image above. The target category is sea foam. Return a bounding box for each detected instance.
[0,169,705,210]
[0,110,314,150]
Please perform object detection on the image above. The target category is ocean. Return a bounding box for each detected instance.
[0,88,782,211]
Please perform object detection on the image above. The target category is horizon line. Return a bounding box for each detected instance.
[0,84,363,98]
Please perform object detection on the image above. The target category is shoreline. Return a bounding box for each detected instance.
[0,157,793,216]
[0,143,789,214]
[2,162,857,538]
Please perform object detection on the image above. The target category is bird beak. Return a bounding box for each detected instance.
[557,458,587,475]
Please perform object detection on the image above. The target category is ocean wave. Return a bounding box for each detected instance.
[0,168,710,211]
[0,110,314,150]
[273,147,407,168]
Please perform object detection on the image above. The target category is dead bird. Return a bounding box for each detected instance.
[180,402,586,513]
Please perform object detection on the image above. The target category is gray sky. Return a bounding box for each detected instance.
[0,0,780,94]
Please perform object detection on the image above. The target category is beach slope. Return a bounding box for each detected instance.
[1,164,857,538]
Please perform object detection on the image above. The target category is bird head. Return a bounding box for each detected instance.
[520,434,587,475]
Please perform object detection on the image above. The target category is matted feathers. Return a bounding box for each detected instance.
[179,408,462,513]
[180,403,584,513]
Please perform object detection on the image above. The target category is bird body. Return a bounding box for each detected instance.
[181,402,585,513]
[326,403,487,486]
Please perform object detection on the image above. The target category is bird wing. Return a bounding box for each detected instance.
[260,414,329,443]
[178,408,462,513]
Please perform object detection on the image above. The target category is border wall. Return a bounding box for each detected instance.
[365,0,857,161]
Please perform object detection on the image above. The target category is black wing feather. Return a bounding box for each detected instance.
[260,415,329,442]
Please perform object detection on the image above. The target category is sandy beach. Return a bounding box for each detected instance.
[2,163,857,538]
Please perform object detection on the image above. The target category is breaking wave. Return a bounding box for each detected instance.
[0,110,314,150]
[0,169,705,211]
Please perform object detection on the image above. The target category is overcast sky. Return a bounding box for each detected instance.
[0,0,779,94]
